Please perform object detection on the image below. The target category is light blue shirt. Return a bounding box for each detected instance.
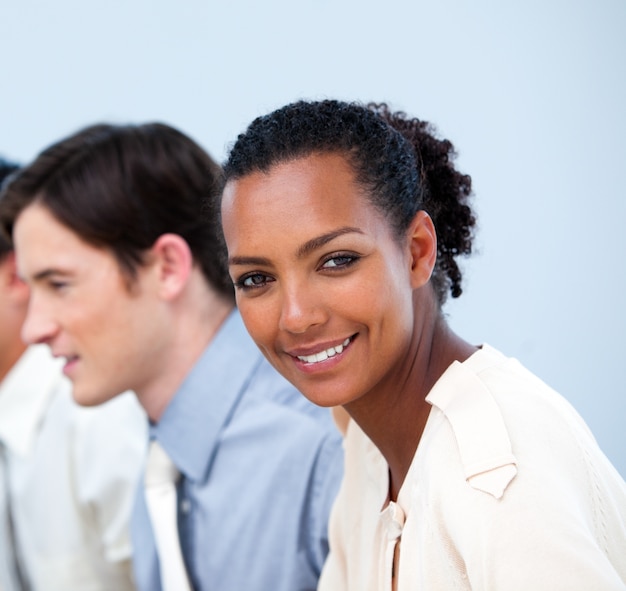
[131,310,344,591]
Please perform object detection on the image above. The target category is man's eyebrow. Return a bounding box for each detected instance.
[29,268,70,282]
[228,227,364,268]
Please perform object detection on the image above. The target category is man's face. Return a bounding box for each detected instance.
[13,203,165,406]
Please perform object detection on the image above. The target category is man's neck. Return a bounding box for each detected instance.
[137,282,235,423]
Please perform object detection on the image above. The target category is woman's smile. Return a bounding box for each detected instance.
[292,336,353,365]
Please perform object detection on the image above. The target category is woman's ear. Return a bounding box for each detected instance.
[407,210,437,289]
[149,234,193,301]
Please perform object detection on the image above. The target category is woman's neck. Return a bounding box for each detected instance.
[344,296,477,502]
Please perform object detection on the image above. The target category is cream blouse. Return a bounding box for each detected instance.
[319,345,626,590]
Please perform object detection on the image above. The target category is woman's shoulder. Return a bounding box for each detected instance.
[422,344,624,504]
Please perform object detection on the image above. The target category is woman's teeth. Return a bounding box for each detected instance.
[297,337,351,364]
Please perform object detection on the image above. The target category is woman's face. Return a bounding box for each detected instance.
[221,152,431,409]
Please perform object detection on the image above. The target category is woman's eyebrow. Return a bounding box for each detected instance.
[228,255,271,267]
[296,227,363,259]
[228,227,364,267]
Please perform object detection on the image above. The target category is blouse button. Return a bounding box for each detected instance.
[382,501,405,541]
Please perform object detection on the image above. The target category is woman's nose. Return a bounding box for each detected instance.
[278,285,327,335]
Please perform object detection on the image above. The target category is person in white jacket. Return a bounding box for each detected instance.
[220,99,626,590]
[0,157,146,591]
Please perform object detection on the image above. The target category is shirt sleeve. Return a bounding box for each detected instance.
[446,422,626,590]
[428,352,626,590]
[72,392,148,564]
[306,426,344,576]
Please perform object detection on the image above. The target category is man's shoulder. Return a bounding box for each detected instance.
[247,356,338,426]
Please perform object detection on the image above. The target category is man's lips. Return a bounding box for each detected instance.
[58,355,80,375]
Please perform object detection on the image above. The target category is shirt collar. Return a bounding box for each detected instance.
[0,345,65,457]
[425,344,518,499]
[150,310,265,482]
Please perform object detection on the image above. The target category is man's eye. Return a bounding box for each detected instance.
[48,280,68,291]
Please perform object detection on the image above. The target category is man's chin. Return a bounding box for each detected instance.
[71,385,116,407]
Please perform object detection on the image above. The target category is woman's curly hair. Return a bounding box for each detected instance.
[223,99,476,305]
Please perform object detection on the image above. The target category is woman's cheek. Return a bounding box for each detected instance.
[239,298,273,343]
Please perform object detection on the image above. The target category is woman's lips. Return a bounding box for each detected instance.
[296,337,352,364]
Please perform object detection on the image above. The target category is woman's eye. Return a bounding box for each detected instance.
[235,273,273,290]
[321,254,358,270]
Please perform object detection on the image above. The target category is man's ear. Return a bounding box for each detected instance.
[1,252,30,304]
[407,210,437,289]
[149,234,193,301]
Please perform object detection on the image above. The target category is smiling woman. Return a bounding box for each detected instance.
[220,99,626,591]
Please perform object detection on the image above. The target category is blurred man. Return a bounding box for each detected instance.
[0,125,343,591]
[0,156,147,591]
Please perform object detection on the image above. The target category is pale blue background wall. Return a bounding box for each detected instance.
[2,0,625,477]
